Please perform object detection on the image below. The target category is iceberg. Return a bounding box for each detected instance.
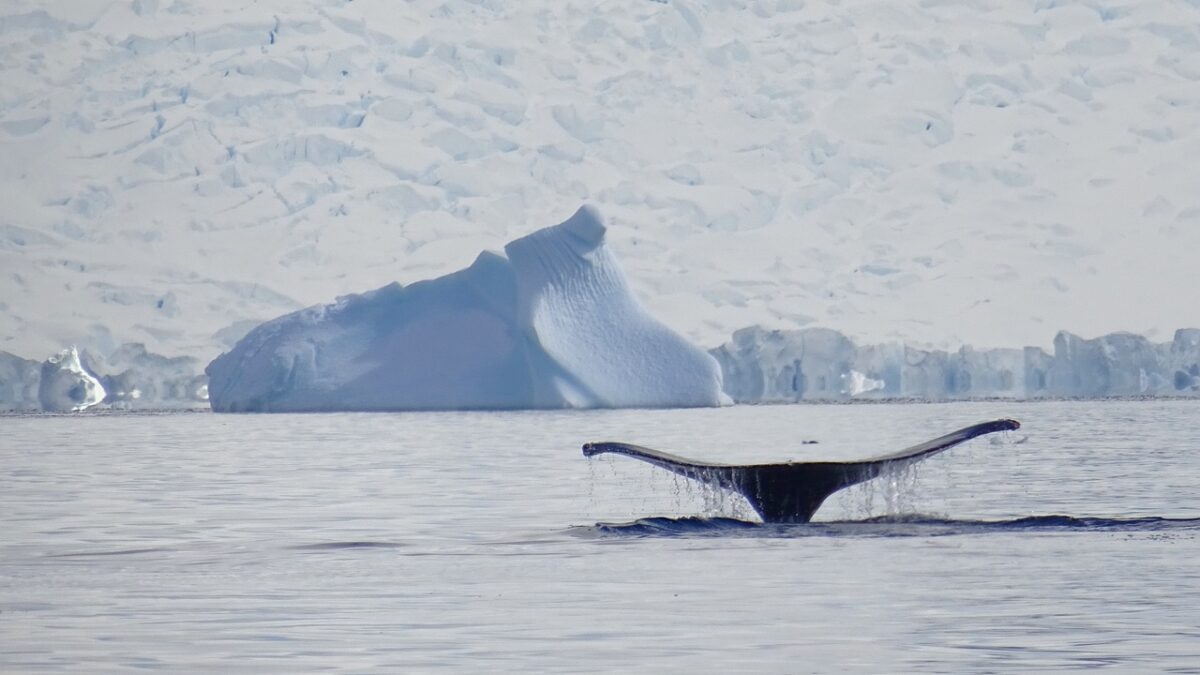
[205,206,726,412]
[38,347,106,412]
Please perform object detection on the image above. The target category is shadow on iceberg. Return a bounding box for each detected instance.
[206,206,726,412]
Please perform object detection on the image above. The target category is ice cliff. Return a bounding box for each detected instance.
[4,324,1199,411]
[205,206,726,412]
[713,327,1200,402]
[0,343,209,412]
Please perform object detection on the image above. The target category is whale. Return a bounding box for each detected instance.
[582,418,1020,523]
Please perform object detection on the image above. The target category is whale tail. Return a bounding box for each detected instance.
[582,418,1020,523]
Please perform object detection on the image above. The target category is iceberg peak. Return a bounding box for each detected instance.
[560,204,607,247]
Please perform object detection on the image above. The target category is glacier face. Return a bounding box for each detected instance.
[3,324,1199,411]
[0,351,40,410]
[90,343,209,408]
[713,327,1200,402]
[0,342,212,412]
[205,206,726,412]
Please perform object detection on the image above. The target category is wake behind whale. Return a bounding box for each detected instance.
[579,515,1200,539]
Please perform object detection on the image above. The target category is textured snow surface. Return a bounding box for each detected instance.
[206,206,726,412]
[4,1,1200,364]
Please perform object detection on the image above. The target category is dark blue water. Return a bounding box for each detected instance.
[3,401,1199,672]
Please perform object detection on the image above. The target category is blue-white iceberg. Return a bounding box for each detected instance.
[206,206,726,412]
[39,347,106,412]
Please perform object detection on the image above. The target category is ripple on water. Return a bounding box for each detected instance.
[580,515,1200,538]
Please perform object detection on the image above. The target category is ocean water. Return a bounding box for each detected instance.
[3,401,1199,672]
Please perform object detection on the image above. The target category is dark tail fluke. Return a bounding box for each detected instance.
[583,418,1020,523]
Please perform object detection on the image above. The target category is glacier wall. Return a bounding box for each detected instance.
[93,343,209,408]
[205,206,726,412]
[0,351,41,410]
[713,327,1200,402]
[0,342,208,412]
[4,325,1199,411]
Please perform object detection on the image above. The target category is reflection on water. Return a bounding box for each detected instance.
[2,401,1199,672]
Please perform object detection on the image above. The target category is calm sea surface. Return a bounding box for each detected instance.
[3,401,1199,673]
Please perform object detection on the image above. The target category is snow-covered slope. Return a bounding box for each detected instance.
[3,1,1200,364]
[206,206,726,411]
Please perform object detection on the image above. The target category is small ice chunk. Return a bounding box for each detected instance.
[841,370,885,396]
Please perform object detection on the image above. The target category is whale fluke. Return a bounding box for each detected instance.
[582,418,1020,523]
